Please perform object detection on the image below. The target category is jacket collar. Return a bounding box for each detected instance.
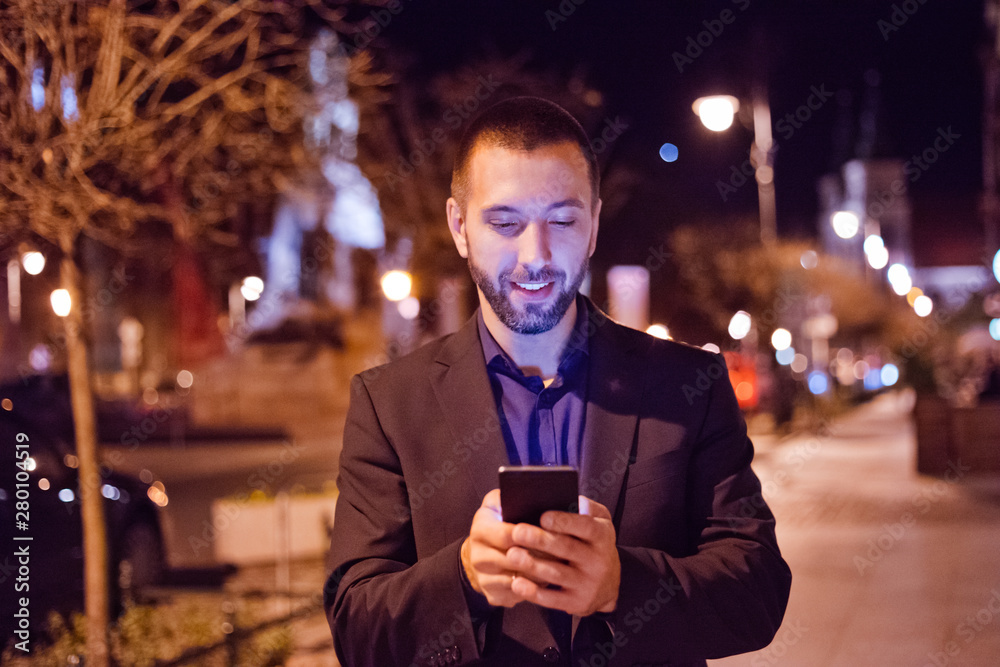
[431,296,647,524]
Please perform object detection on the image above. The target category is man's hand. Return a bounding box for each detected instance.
[507,496,620,616]
[462,491,621,615]
[461,489,522,607]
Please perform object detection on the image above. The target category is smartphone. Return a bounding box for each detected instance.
[499,465,579,526]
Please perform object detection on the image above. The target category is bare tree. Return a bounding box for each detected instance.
[0,1,383,663]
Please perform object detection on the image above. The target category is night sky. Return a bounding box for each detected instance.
[376,0,985,266]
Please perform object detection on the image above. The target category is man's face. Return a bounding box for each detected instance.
[447,141,600,335]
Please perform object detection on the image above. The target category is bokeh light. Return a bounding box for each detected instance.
[702,343,721,354]
[658,143,679,163]
[800,250,818,269]
[831,211,859,239]
[693,95,739,132]
[906,287,924,306]
[241,276,264,301]
[176,369,194,389]
[881,363,900,386]
[790,353,809,373]
[913,295,933,317]
[21,251,45,275]
[50,289,71,317]
[863,235,884,255]
[808,371,829,394]
[770,328,792,351]
[397,296,420,320]
[646,324,670,340]
[867,246,889,269]
[728,311,752,340]
[381,270,412,302]
[776,347,796,365]
[989,318,1000,341]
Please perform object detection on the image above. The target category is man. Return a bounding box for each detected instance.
[325,97,791,666]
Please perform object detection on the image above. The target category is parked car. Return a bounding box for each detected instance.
[0,375,166,647]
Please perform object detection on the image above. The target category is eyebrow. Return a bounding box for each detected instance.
[481,198,586,215]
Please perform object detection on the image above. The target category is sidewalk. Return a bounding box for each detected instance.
[279,390,1000,666]
[711,390,1000,667]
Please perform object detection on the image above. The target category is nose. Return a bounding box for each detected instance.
[517,221,551,271]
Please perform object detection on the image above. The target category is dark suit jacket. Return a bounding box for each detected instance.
[325,301,791,666]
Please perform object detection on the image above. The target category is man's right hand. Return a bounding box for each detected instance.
[461,489,524,608]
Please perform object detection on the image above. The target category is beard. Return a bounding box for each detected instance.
[468,253,588,335]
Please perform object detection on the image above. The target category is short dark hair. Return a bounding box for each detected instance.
[451,96,599,213]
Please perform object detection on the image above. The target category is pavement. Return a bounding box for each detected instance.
[710,390,1000,667]
[209,388,1000,666]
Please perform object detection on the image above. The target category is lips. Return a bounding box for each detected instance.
[510,281,554,300]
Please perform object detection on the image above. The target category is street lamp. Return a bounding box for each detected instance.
[693,90,776,245]
[691,95,739,132]
[380,270,412,302]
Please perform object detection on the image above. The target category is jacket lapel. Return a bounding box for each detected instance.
[430,314,510,502]
[579,307,648,526]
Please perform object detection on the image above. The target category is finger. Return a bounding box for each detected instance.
[539,511,612,543]
[471,507,515,550]
[511,577,579,614]
[577,495,612,520]
[506,546,575,588]
[510,523,578,562]
[482,572,527,608]
[482,488,502,514]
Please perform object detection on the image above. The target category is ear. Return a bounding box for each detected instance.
[588,198,602,258]
[446,197,469,259]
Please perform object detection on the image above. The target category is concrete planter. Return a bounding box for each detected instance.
[211,492,337,565]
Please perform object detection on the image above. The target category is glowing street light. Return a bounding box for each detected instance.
[913,295,933,317]
[381,270,412,302]
[693,92,775,245]
[240,276,264,301]
[21,251,45,275]
[867,246,889,269]
[831,211,860,239]
[863,235,884,255]
[692,95,740,132]
[728,311,752,340]
[51,289,71,317]
[887,263,912,295]
[994,249,1000,283]
[770,328,792,351]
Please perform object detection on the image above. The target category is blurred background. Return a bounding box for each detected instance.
[1,0,999,665]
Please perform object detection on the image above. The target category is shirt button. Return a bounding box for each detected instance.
[542,645,560,662]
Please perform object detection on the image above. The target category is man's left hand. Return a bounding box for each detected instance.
[506,496,620,616]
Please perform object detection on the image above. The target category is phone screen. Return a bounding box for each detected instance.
[499,465,579,526]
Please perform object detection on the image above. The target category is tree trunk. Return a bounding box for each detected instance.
[60,246,110,667]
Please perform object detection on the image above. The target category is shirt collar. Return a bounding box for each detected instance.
[477,294,591,379]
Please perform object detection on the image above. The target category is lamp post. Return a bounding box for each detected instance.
[693,90,777,245]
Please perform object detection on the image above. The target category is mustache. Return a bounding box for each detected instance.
[502,268,564,283]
